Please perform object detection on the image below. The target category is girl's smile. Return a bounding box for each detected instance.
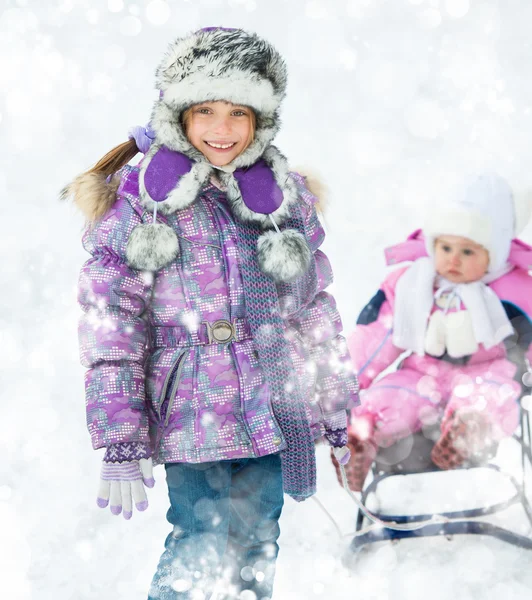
[204,141,237,150]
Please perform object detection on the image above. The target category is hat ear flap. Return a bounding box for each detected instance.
[127,144,209,271]
[139,145,210,215]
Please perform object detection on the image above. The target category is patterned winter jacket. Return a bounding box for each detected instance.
[78,165,359,465]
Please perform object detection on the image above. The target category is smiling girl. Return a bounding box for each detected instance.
[65,27,358,600]
[332,173,532,492]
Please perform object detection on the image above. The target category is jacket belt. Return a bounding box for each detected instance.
[150,318,252,348]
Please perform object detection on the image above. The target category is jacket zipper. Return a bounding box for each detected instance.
[157,350,186,422]
[163,351,188,427]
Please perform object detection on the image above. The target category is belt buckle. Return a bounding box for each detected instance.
[204,319,236,344]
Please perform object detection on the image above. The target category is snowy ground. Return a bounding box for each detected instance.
[277,443,532,600]
[3,0,532,598]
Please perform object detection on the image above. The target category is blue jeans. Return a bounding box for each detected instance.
[148,454,284,600]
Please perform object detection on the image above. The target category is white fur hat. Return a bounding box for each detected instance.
[424,173,519,272]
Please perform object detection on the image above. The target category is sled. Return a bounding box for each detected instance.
[348,397,532,553]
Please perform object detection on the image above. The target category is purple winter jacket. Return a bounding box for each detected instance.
[78,164,359,465]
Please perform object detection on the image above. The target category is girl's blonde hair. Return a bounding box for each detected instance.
[83,138,139,179]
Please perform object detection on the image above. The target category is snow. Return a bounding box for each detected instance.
[2,0,532,598]
[276,443,532,599]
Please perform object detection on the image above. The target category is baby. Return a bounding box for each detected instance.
[335,173,532,491]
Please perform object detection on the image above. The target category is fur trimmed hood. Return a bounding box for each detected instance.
[63,172,120,223]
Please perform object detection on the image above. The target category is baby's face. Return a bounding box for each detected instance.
[434,235,489,283]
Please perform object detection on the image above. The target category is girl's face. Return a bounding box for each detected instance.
[185,101,254,166]
[434,235,490,283]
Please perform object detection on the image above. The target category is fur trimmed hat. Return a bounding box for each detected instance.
[151,27,287,166]
[125,27,311,280]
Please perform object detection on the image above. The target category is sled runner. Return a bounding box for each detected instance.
[347,395,532,552]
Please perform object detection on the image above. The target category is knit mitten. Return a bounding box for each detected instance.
[431,407,496,470]
[330,430,377,492]
[97,442,155,520]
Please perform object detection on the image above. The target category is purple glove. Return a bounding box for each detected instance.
[325,428,351,466]
[97,444,155,520]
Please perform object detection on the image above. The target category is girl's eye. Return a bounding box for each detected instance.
[196,108,211,114]
[232,110,247,117]
[462,249,474,256]
[441,245,452,253]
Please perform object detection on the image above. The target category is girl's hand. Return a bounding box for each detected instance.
[332,445,351,466]
[324,427,351,465]
[97,457,155,519]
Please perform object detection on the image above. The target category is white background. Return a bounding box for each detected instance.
[2,0,532,598]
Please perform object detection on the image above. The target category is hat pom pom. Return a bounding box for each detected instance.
[257,229,312,283]
[126,222,179,271]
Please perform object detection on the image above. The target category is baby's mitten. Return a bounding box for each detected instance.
[444,310,478,359]
[424,310,446,357]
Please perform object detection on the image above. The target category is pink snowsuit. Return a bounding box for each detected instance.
[349,230,532,445]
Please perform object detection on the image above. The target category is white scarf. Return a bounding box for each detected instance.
[393,257,514,357]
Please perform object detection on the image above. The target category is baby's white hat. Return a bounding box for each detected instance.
[424,172,528,272]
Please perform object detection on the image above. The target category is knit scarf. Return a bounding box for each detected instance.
[233,214,317,502]
[393,256,514,356]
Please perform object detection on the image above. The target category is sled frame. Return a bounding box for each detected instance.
[350,406,532,552]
